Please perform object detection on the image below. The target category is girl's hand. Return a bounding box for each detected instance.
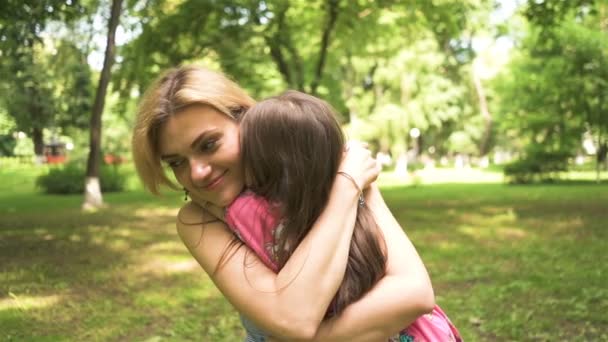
[338,141,380,191]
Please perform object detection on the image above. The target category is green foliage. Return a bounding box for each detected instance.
[2,54,56,132]
[524,0,597,29]
[503,149,571,184]
[348,35,478,157]
[0,1,95,155]
[494,3,607,181]
[0,135,16,156]
[100,93,135,157]
[52,40,95,130]
[0,109,17,156]
[447,130,478,155]
[36,162,127,194]
[4,0,606,184]
[12,137,34,157]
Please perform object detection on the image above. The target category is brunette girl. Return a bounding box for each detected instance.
[225,90,462,341]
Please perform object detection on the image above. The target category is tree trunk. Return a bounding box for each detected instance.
[83,0,123,210]
[310,0,339,95]
[341,53,358,123]
[472,67,492,157]
[264,4,295,88]
[597,136,606,184]
[31,126,44,163]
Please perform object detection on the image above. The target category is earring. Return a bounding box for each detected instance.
[184,188,189,201]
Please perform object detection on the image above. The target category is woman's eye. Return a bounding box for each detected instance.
[167,159,184,168]
[201,140,217,152]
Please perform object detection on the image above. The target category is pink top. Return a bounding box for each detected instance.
[225,190,462,342]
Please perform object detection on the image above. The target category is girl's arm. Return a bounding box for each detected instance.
[299,183,435,341]
[177,144,378,340]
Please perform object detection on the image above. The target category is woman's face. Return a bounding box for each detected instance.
[158,104,244,207]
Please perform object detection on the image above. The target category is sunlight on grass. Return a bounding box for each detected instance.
[496,227,527,239]
[68,234,82,242]
[457,223,528,242]
[377,168,607,188]
[108,238,130,251]
[436,240,460,250]
[552,216,585,231]
[378,167,504,187]
[0,293,62,311]
[145,241,186,254]
[137,258,199,276]
[456,207,530,243]
[112,228,134,237]
[134,207,179,218]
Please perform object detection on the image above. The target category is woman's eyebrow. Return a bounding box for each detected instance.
[190,129,218,149]
[160,129,219,160]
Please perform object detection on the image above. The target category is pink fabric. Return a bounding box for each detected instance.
[225,190,280,272]
[394,305,462,341]
[225,191,462,342]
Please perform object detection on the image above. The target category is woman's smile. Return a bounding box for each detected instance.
[203,170,228,191]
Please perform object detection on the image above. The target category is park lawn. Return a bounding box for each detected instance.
[1,166,607,341]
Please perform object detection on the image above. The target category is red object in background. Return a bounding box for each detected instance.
[44,142,67,164]
[104,154,125,165]
[46,155,67,164]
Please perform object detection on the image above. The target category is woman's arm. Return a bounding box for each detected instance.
[303,183,435,341]
[178,145,379,340]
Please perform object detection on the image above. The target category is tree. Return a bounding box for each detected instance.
[113,0,493,166]
[0,0,88,158]
[339,0,493,161]
[494,1,607,182]
[0,106,17,156]
[83,0,123,210]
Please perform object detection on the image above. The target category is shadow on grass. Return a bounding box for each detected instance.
[379,183,608,340]
[2,183,607,341]
[0,192,245,341]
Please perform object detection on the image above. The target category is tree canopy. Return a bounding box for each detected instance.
[0,0,605,182]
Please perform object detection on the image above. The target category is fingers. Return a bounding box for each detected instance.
[339,140,379,191]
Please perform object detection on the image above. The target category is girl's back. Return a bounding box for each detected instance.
[231,90,461,341]
[239,90,386,316]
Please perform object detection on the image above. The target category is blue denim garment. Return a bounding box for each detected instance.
[241,314,267,342]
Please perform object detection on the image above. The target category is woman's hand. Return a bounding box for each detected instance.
[338,141,380,191]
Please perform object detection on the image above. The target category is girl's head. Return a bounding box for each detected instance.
[241,90,345,235]
[132,65,255,206]
[240,91,386,316]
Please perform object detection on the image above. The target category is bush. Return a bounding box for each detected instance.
[36,162,127,194]
[504,150,570,184]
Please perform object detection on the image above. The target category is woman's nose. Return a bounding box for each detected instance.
[190,159,212,184]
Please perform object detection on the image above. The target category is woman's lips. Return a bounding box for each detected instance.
[204,170,227,191]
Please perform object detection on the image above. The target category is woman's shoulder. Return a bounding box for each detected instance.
[176,202,224,245]
[178,201,207,223]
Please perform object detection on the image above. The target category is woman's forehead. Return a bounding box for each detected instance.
[158,105,237,154]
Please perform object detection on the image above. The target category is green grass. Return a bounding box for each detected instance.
[1,165,607,341]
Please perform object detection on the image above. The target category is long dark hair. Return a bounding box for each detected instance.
[240,90,386,316]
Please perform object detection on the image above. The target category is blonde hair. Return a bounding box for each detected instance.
[132,65,255,194]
